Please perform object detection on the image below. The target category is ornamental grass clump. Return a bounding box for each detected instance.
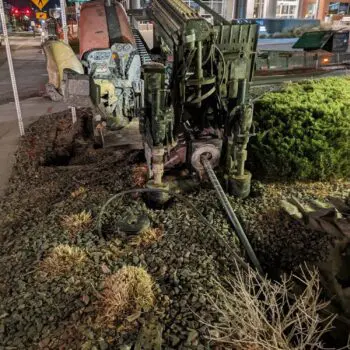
[132,164,148,187]
[97,266,155,326]
[130,227,164,248]
[61,210,92,239]
[250,77,350,180]
[39,244,87,277]
[205,266,335,349]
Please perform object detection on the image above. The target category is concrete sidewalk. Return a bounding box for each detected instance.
[0,97,68,197]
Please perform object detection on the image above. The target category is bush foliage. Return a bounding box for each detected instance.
[250,78,350,180]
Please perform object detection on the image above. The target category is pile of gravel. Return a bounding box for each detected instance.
[0,110,348,349]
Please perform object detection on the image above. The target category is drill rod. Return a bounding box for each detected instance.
[201,157,263,273]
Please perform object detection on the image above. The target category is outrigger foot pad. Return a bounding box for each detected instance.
[225,171,252,199]
[145,181,170,208]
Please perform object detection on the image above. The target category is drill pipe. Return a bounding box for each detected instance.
[201,157,263,273]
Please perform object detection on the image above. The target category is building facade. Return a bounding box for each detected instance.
[183,0,230,19]
[276,0,300,18]
[242,0,277,18]
[183,0,278,19]
[299,0,350,18]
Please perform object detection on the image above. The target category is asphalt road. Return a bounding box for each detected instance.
[257,38,300,52]
[258,37,350,53]
[253,67,350,86]
[1,35,349,104]
[0,37,47,104]
[0,36,300,106]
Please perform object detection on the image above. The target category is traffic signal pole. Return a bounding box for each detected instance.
[0,0,25,136]
[60,0,68,44]
[59,0,77,124]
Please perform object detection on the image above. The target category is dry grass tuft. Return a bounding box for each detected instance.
[205,266,335,350]
[132,165,148,187]
[71,186,87,198]
[61,210,92,238]
[97,266,155,326]
[39,244,87,277]
[130,227,164,248]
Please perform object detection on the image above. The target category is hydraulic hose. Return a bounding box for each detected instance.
[97,187,257,274]
[97,188,350,328]
[201,157,263,274]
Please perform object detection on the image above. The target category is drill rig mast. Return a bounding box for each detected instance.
[141,0,258,199]
[43,0,258,199]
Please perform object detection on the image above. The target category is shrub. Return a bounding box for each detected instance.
[97,266,155,326]
[205,266,335,349]
[71,186,87,198]
[61,210,92,239]
[132,164,148,187]
[39,244,87,277]
[250,78,350,180]
[130,227,164,248]
[272,31,295,38]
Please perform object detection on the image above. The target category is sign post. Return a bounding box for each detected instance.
[59,0,77,124]
[75,2,80,20]
[60,0,68,44]
[70,106,77,123]
[0,0,24,136]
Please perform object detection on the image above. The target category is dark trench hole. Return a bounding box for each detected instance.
[43,145,75,166]
[335,250,350,289]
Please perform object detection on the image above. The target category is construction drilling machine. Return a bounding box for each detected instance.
[43,0,259,203]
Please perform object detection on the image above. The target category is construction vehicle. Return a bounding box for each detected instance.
[43,0,259,201]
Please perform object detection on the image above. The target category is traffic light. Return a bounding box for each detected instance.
[22,8,32,16]
[11,7,20,16]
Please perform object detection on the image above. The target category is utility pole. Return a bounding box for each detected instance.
[75,2,80,21]
[60,0,77,124]
[60,0,68,44]
[0,0,24,136]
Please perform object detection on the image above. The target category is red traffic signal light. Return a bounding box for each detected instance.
[21,8,32,16]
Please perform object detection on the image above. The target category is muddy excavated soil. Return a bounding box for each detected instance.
[0,109,349,349]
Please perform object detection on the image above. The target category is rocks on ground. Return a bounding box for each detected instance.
[0,110,348,349]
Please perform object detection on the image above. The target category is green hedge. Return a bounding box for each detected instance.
[250,78,350,180]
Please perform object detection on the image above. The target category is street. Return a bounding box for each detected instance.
[258,38,299,51]
[0,36,67,196]
[0,35,343,106]
[0,36,47,104]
